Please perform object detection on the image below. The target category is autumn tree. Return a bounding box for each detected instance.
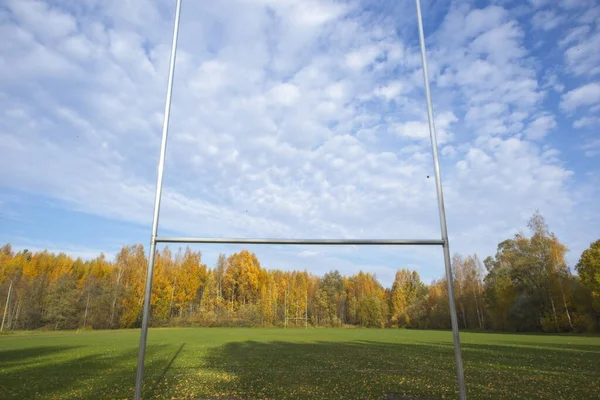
[423,279,450,329]
[151,247,175,325]
[175,248,207,318]
[223,250,261,311]
[453,255,485,329]
[113,245,146,328]
[390,269,426,327]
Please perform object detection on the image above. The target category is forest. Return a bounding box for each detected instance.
[1,212,599,333]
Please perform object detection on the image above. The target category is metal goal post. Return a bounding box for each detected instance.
[133,0,467,399]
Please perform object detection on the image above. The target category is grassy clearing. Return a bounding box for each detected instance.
[0,328,599,399]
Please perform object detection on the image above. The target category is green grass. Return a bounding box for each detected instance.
[1,328,599,399]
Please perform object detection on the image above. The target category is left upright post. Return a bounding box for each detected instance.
[134,0,182,398]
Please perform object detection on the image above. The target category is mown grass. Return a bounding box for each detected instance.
[0,328,599,399]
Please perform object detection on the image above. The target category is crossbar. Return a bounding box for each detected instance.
[155,237,445,245]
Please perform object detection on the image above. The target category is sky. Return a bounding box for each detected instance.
[0,0,599,286]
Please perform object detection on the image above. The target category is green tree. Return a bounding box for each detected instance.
[484,212,572,332]
[575,240,600,313]
[346,272,388,327]
[317,270,345,326]
[44,274,78,330]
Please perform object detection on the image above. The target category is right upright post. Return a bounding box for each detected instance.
[414,0,467,399]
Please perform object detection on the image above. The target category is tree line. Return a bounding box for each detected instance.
[0,212,598,332]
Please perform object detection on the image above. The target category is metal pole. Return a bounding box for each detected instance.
[82,292,90,329]
[305,289,308,329]
[414,0,466,399]
[134,0,182,398]
[284,289,287,329]
[155,237,445,245]
[1,280,13,333]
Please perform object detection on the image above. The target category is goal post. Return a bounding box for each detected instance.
[284,288,309,329]
[133,0,467,399]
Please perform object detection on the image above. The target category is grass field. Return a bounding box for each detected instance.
[1,328,599,399]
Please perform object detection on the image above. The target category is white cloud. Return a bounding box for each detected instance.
[564,30,600,76]
[394,121,429,140]
[529,0,550,8]
[441,145,458,158]
[9,241,115,262]
[268,83,301,106]
[393,112,457,145]
[579,6,600,24]
[462,6,509,40]
[446,134,576,261]
[560,82,600,111]
[560,0,594,9]
[532,10,566,31]
[542,73,565,93]
[253,0,348,28]
[297,250,319,258]
[432,4,544,141]
[525,114,557,140]
[324,82,346,101]
[582,139,600,157]
[6,0,77,40]
[574,116,600,128]
[469,21,526,64]
[559,25,590,47]
[374,81,408,101]
[345,46,381,70]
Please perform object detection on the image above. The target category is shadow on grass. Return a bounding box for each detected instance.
[148,343,186,396]
[193,339,600,400]
[0,344,178,400]
[0,346,81,367]
[492,341,600,354]
[198,340,460,399]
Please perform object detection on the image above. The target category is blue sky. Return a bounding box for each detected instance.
[0,0,599,286]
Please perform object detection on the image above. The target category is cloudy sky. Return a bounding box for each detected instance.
[0,0,599,286]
